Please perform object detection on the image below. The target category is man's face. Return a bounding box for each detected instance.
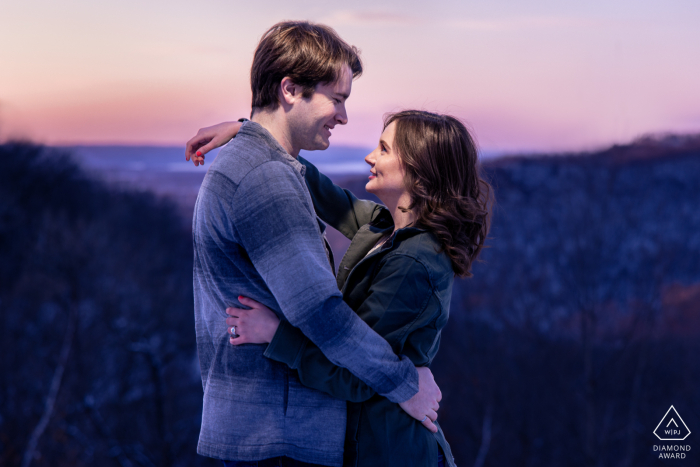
[288,64,353,152]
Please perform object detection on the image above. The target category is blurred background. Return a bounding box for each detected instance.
[1,1,699,466]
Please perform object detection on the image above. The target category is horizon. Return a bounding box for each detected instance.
[52,128,700,160]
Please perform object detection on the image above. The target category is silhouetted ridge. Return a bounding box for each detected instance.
[0,142,204,466]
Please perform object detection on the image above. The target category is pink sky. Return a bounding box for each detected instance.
[1,0,699,153]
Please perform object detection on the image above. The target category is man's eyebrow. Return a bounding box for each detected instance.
[335,92,349,100]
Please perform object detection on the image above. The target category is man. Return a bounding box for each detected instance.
[188,21,441,466]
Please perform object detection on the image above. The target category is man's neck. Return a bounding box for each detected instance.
[251,109,298,157]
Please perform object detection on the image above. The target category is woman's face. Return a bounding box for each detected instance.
[365,122,408,203]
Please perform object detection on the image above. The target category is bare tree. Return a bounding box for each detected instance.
[473,403,493,467]
[21,304,76,467]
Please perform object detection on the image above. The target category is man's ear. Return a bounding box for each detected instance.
[279,77,301,105]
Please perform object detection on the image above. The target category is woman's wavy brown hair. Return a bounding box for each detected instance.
[386,110,492,278]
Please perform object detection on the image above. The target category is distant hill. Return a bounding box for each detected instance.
[490,132,700,166]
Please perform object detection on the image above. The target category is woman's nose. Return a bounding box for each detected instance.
[365,150,375,166]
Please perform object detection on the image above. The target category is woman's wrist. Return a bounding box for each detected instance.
[263,320,308,369]
[263,318,280,343]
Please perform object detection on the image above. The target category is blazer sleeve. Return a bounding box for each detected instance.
[264,253,442,402]
[299,156,383,240]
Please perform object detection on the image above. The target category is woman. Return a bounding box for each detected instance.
[190,110,491,467]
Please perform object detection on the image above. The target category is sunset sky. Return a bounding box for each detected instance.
[1,0,699,153]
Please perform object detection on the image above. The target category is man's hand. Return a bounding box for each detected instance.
[398,366,442,433]
[185,121,243,166]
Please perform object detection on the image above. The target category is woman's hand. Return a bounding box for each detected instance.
[226,296,281,345]
[185,121,243,166]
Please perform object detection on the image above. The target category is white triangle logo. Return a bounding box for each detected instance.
[654,406,691,441]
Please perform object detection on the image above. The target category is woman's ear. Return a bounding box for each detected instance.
[279,77,300,105]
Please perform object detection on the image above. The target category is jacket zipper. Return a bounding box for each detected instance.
[340,232,397,292]
[283,367,289,416]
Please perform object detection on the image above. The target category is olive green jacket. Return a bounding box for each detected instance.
[262,157,458,467]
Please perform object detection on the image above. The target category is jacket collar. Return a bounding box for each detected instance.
[370,206,427,237]
[238,120,306,177]
[336,213,428,292]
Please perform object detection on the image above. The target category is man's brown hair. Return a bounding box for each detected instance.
[250,21,363,112]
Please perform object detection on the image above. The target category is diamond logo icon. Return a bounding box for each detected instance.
[654,406,691,441]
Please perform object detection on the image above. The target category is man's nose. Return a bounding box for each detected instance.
[336,104,348,125]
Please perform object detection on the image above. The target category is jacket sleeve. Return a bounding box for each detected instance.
[298,156,382,240]
[264,320,377,403]
[232,161,418,403]
[264,253,442,402]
